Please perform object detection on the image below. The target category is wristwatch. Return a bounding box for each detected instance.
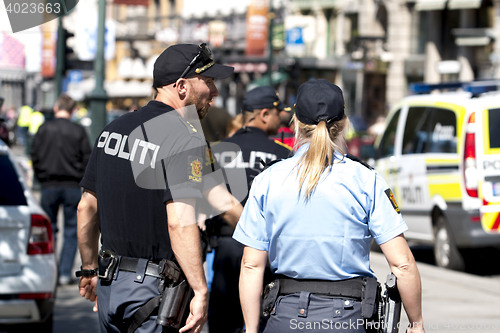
[75,266,98,277]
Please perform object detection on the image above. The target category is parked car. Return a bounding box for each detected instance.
[0,139,57,332]
[373,81,500,270]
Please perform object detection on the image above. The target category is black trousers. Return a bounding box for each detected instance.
[97,271,178,333]
[264,292,367,333]
[208,237,245,333]
[208,236,275,333]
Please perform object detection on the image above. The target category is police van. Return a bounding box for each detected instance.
[374,81,500,270]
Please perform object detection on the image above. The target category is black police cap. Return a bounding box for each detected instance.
[294,79,345,125]
[242,86,290,112]
[153,43,234,88]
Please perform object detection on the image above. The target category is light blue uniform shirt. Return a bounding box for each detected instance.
[233,144,408,280]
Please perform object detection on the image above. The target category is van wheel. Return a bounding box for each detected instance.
[434,217,465,271]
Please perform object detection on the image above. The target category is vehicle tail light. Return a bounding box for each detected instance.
[463,113,478,198]
[27,214,54,255]
[18,293,53,300]
[470,215,481,223]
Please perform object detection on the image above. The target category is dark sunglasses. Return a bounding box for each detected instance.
[173,43,213,87]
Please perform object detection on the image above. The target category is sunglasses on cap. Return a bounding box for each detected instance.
[173,43,214,88]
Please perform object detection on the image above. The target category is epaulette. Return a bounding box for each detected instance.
[346,153,373,170]
[178,118,200,135]
[259,158,283,171]
[273,139,293,150]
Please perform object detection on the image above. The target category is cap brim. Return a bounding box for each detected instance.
[200,63,234,79]
[277,102,292,112]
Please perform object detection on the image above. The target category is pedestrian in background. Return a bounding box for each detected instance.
[208,86,292,333]
[16,104,33,146]
[234,79,425,333]
[25,108,44,156]
[77,43,242,333]
[32,94,91,285]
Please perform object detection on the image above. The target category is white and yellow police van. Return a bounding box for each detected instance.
[374,81,500,270]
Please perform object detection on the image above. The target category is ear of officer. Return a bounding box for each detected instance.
[152,43,233,113]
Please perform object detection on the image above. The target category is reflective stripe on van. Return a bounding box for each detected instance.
[481,210,500,232]
[426,158,462,202]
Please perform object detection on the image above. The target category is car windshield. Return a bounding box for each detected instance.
[0,155,27,206]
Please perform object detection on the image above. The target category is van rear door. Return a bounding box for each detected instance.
[478,107,500,233]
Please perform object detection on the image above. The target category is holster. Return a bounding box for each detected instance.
[98,249,119,282]
[156,259,192,329]
[261,279,280,318]
[156,279,192,329]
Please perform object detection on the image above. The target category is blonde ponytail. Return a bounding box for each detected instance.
[294,115,347,199]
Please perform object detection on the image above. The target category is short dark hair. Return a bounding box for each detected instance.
[56,94,76,112]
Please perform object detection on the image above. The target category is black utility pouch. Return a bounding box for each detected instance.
[261,279,280,318]
[98,249,119,282]
[361,277,381,319]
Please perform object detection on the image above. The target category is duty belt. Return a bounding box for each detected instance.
[118,257,162,279]
[276,275,364,299]
[219,224,234,237]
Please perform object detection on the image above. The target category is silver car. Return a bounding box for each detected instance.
[0,140,57,332]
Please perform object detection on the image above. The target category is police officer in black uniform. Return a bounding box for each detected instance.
[208,86,292,333]
[76,43,242,333]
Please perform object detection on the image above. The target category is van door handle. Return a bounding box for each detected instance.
[389,168,401,174]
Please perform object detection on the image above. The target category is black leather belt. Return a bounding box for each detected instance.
[220,224,235,237]
[118,257,161,278]
[276,275,365,299]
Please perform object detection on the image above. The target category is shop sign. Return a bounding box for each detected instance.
[245,0,269,56]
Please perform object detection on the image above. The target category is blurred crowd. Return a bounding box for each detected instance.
[0,96,386,165]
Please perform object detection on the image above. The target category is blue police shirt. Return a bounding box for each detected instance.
[232,143,408,280]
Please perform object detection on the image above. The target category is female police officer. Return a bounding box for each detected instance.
[233,79,425,333]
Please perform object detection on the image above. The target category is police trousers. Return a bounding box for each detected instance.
[263,292,367,333]
[208,236,245,333]
[97,271,178,333]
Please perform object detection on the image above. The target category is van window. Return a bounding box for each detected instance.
[377,109,400,158]
[402,107,431,154]
[488,108,500,149]
[426,108,457,153]
[402,107,456,154]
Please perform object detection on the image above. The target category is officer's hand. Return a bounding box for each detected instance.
[179,292,208,333]
[78,276,98,303]
[407,326,426,333]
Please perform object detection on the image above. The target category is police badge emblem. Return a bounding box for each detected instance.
[384,188,400,214]
[188,157,202,182]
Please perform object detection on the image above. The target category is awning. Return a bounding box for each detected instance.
[0,69,27,81]
[66,77,154,100]
[452,28,494,47]
[246,71,289,91]
[448,0,482,10]
[104,80,154,98]
[455,36,490,46]
[415,0,447,11]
